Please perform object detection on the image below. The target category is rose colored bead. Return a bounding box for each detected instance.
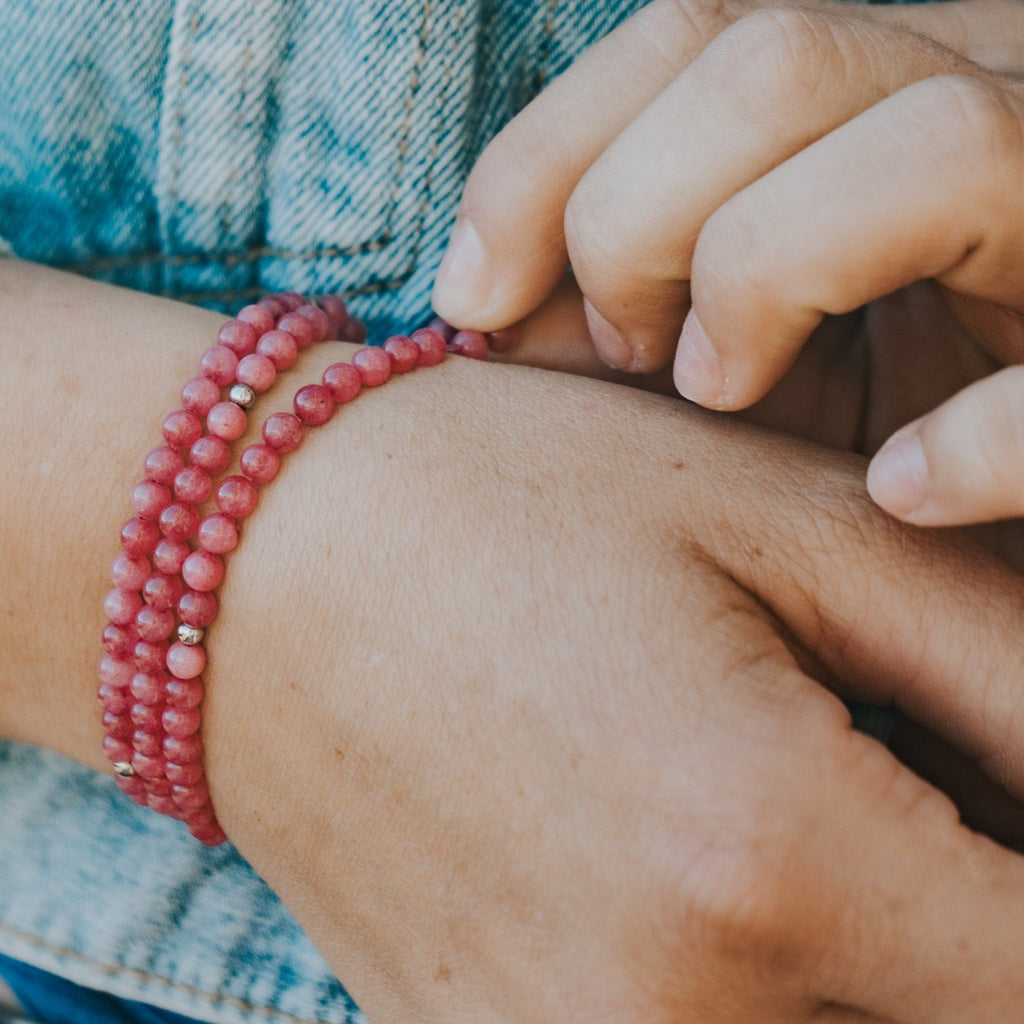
[165,760,205,786]
[425,316,456,342]
[165,677,204,711]
[191,821,228,847]
[103,734,134,764]
[235,353,277,393]
[410,328,447,367]
[315,294,348,338]
[99,655,134,688]
[98,685,133,716]
[295,304,330,344]
[133,729,166,758]
[352,346,391,386]
[278,290,307,312]
[104,588,142,626]
[131,480,172,519]
[135,605,176,642]
[322,362,361,404]
[116,774,149,803]
[131,702,164,732]
[215,475,258,518]
[172,779,210,811]
[174,465,213,504]
[133,639,169,674]
[487,326,517,353]
[120,517,160,556]
[236,304,276,336]
[102,624,136,659]
[207,401,248,441]
[142,572,184,611]
[130,671,167,705]
[262,412,303,452]
[163,706,201,739]
[148,793,180,817]
[159,501,199,540]
[294,383,334,425]
[144,445,186,485]
[341,318,367,344]
[164,733,203,765]
[257,295,287,318]
[111,552,150,591]
[182,802,216,831]
[152,537,190,575]
[181,550,225,592]
[178,590,218,628]
[217,319,258,356]
[257,329,298,370]
[239,444,280,484]
[451,329,489,360]
[198,513,239,554]
[199,345,240,387]
[278,310,315,349]
[102,710,134,738]
[167,641,206,680]
[180,376,221,416]
[190,435,232,474]
[383,335,419,373]
[161,409,203,449]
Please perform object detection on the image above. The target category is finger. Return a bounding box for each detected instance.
[867,364,1024,526]
[683,72,1024,409]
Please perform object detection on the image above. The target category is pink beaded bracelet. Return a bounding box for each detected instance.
[99,295,488,845]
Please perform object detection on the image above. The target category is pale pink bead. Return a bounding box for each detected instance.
[262,412,303,452]
[236,304,275,336]
[352,346,391,386]
[158,502,199,540]
[410,328,447,367]
[207,401,248,441]
[180,376,221,416]
[131,480,172,519]
[217,319,258,356]
[163,706,201,739]
[297,303,331,343]
[98,685,133,716]
[165,760,205,786]
[277,290,307,312]
[142,573,183,611]
[104,588,142,626]
[161,409,203,449]
[130,671,167,706]
[148,793,179,817]
[116,773,149,803]
[199,345,239,387]
[111,552,150,591]
[144,445,185,485]
[165,677,204,711]
[99,654,134,688]
[164,733,203,764]
[133,729,165,758]
[167,641,206,680]
[383,335,419,373]
[152,537,190,575]
[451,329,489,360]
[120,517,160,556]
[316,294,348,338]
[198,513,239,554]
[102,624,136,659]
[239,443,280,484]
[131,702,164,732]
[174,465,213,504]
[341,317,367,343]
[102,710,133,737]
[182,802,215,829]
[191,821,228,847]
[133,639,169,675]
[257,295,287,318]
[294,383,334,425]
[322,362,361,403]
[215,475,258,518]
[190,435,232,474]
[172,779,210,811]
[425,316,456,342]
[257,329,298,370]
[278,310,315,349]
[147,777,174,798]
[103,735,134,764]
[182,550,225,592]
[235,353,277,393]
[178,590,218,628]
[135,606,176,642]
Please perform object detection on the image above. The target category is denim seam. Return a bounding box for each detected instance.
[217,34,255,244]
[0,922,338,1024]
[535,0,560,90]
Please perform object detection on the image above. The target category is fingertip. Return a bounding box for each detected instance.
[583,299,633,370]
[432,218,492,326]
[866,426,931,520]
[674,309,728,407]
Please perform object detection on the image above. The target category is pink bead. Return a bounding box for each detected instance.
[487,326,517,353]
[98,685,133,716]
[257,295,288,318]
[262,412,303,453]
[165,760,205,786]
[411,328,447,366]
[451,329,489,360]
[99,655,134,688]
[146,777,174,798]
[167,641,206,680]
[215,476,258,518]
[199,345,239,387]
[116,773,149,803]
[278,311,315,349]
[133,639,169,674]
[178,590,218,628]
[133,729,166,758]
[171,779,210,811]
[104,588,142,626]
[207,401,248,441]
[182,550,225,592]
[352,346,391,386]
[294,384,334,425]
[235,353,277,393]
[131,702,164,732]
[158,502,199,540]
[163,706,201,739]
[136,605,176,642]
[102,624,136,659]
[425,316,456,342]
[130,671,167,705]
[101,710,134,738]
[297,303,331,343]
[111,552,150,591]
[152,537,190,575]
[217,319,258,356]
[190,435,232,474]
[144,445,185,485]
[174,466,213,504]
[236,304,275,336]
[315,294,348,338]
[103,735,135,764]
[142,573,184,611]
[180,376,221,416]
[277,290,307,312]
[341,317,367,344]
[257,329,299,370]
[164,733,203,765]
[131,480,172,519]
[161,409,203,449]
[197,513,239,554]
[239,444,280,484]
[322,362,361,404]
[120,517,160,556]
[191,821,228,847]
[383,335,419,373]
[165,677,205,711]
[148,793,181,818]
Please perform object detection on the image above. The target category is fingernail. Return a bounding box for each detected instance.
[675,311,726,406]
[433,218,490,321]
[867,428,930,516]
[584,299,633,370]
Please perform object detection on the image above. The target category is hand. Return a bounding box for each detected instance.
[431,0,1024,527]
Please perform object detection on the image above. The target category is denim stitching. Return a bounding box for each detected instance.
[166,0,201,256]
[217,34,255,243]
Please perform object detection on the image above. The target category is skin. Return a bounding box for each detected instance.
[431,0,1024,528]
[5,261,1024,1021]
